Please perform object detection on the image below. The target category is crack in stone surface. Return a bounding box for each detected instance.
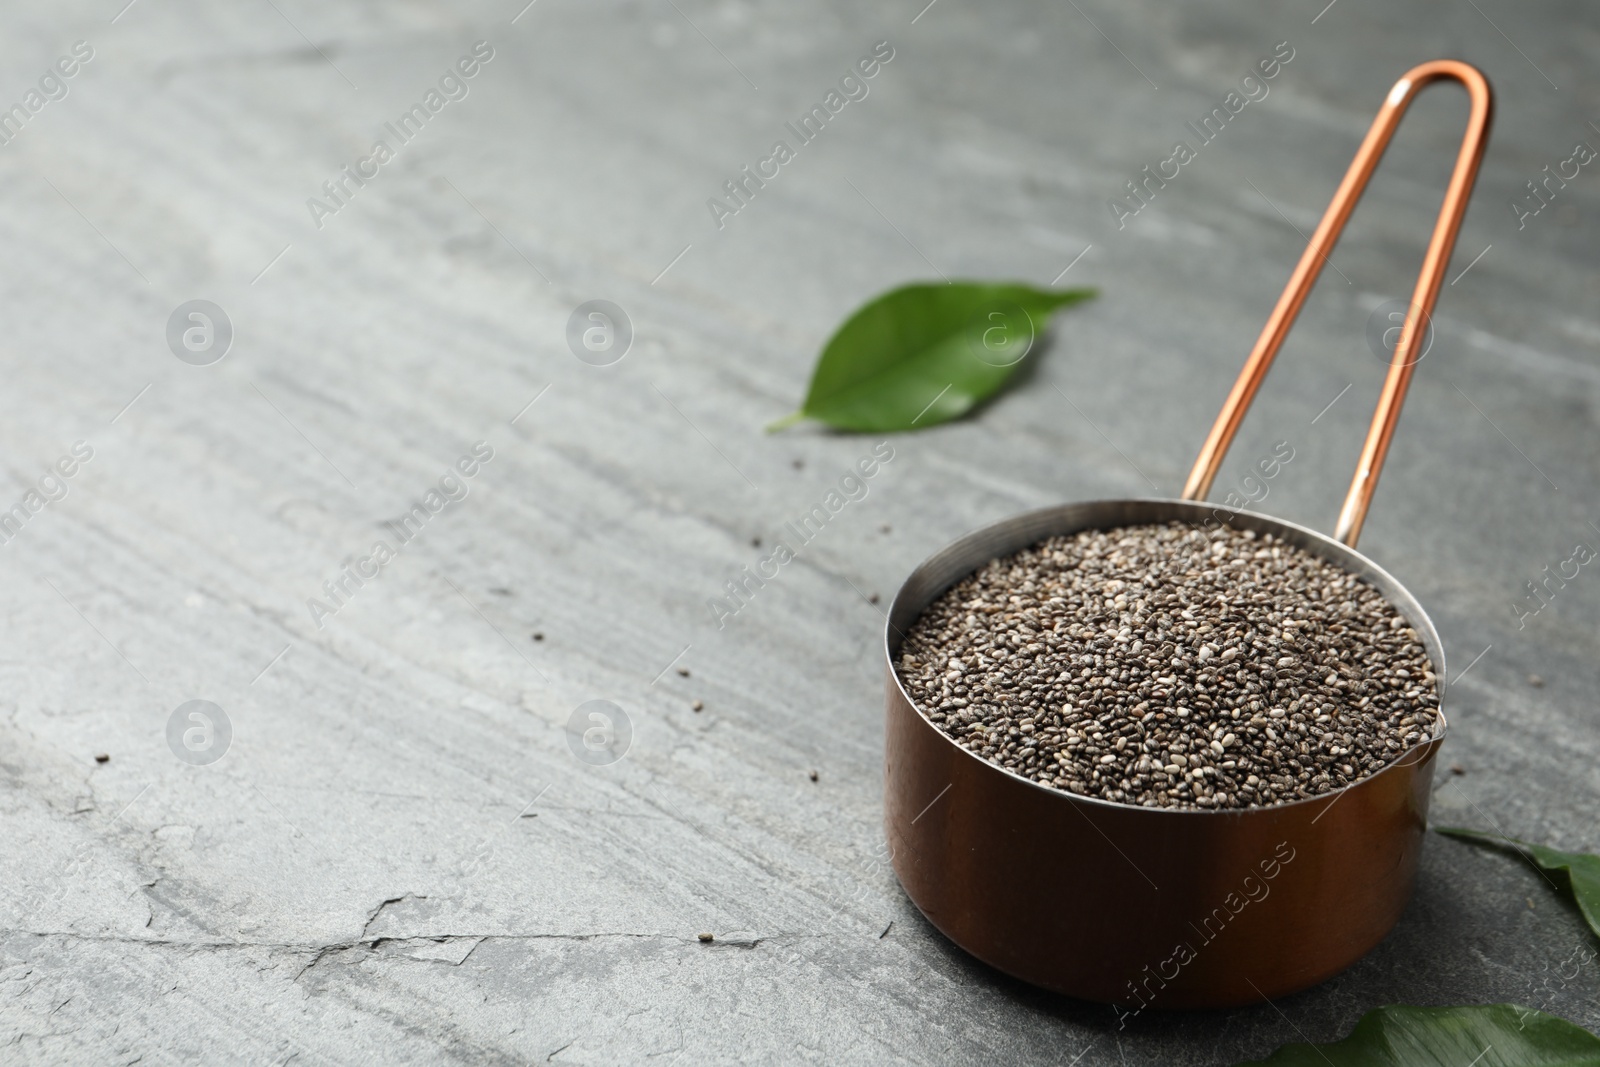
[6,930,778,951]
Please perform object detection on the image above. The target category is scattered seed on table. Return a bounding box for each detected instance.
[1451,764,1465,775]
[808,769,818,782]
[677,667,690,677]
[698,932,714,942]
[752,537,762,547]
[94,754,109,764]
[1528,674,1544,688]
[869,593,880,604]
[895,522,1441,811]
[692,700,704,712]
[532,632,544,642]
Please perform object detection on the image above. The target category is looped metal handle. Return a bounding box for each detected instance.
[1182,60,1493,548]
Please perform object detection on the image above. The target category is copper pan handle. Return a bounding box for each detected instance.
[1181,60,1493,548]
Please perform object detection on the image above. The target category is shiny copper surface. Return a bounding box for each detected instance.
[882,62,1490,1007]
[884,501,1444,1007]
[1181,60,1493,546]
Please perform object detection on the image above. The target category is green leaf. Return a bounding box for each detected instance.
[1234,1004,1600,1066]
[1436,827,1600,941]
[769,282,1095,432]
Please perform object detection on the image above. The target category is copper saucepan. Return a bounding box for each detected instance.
[882,61,1491,1008]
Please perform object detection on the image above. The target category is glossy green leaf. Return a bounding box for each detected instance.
[1436,827,1600,940]
[768,282,1095,432]
[1234,1004,1600,1066]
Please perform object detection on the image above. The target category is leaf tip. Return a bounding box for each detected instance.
[765,411,806,433]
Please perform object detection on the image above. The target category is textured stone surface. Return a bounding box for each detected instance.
[0,0,1595,1063]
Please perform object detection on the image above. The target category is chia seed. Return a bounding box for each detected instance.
[895,522,1441,810]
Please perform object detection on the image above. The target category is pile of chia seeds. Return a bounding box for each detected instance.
[895,522,1441,810]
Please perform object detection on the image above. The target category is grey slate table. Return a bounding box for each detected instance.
[1,1,1597,1063]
